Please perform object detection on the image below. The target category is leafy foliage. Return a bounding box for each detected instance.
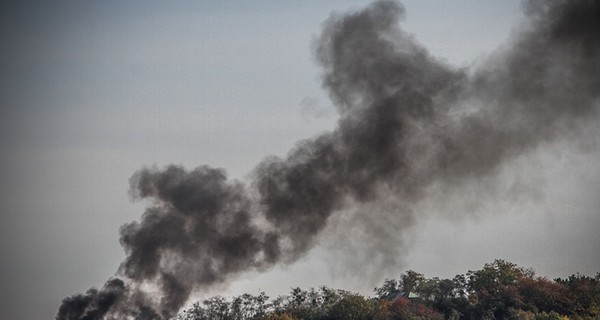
[171,260,599,320]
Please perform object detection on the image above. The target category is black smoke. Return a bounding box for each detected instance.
[56,279,126,320]
[57,0,600,318]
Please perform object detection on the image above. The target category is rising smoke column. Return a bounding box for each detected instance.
[57,0,600,319]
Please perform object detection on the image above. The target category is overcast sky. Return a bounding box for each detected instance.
[1,1,599,319]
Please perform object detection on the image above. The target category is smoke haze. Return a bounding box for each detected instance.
[57,0,600,318]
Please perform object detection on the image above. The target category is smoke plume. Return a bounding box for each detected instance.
[57,0,600,318]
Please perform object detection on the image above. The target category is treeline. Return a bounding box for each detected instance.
[171,260,599,320]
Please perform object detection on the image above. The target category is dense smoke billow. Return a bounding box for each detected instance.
[56,0,600,319]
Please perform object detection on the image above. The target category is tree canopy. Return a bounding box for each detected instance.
[170,260,599,320]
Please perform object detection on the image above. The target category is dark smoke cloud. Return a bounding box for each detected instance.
[56,279,126,320]
[57,0,600,318]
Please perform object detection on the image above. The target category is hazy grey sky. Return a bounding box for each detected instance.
[1,1,598,319]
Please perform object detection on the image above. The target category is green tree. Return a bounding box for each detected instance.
[375,278,400,298]
[328,294,376,320]
[173,260,599,320]
[556,273,600,318]
[466,260,533,319]
[401,270,426,293]
[202,296,231,320]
